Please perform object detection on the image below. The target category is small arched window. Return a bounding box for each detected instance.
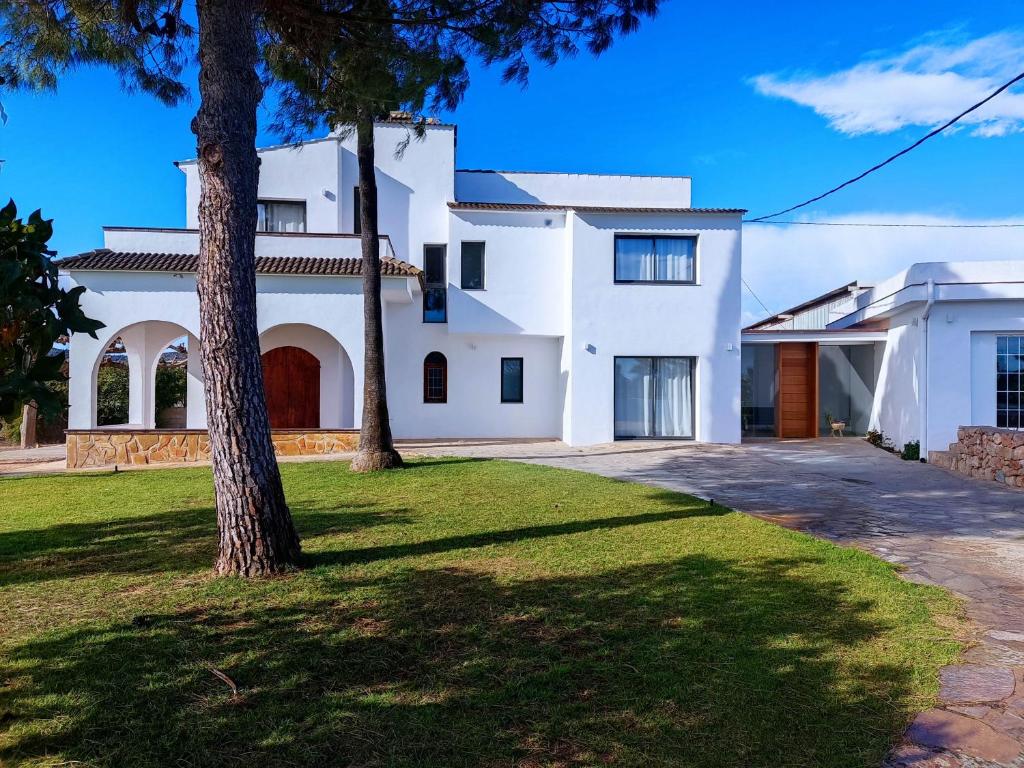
[424,352,447,403]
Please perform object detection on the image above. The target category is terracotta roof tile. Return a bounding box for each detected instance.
[58,249,423,279]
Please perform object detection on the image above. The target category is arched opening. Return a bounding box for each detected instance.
[90,321,201,429]
[155,337,188,428]
[261,346,320,428]
[424,351,447,403]
[258,324,354,429]
[97,337,130,426]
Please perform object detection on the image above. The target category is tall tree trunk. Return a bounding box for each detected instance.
[192,0,302,574]
[350,110,403,472]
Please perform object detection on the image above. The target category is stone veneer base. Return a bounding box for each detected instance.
[66,428,359,469]
[929,425,1024,488]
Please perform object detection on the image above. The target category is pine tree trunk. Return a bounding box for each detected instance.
[192,0,302,574]
[350,110,403,472]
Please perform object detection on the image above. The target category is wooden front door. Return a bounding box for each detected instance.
[776,342,819,438]
[261,346,320,429]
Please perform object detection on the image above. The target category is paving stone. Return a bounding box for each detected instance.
[941,666,1017,704]
[883,743,961,768]
[906,709,1022,763]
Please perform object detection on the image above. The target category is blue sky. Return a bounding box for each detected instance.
[3,0,1024,323]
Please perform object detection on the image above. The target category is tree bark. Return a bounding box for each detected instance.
[350,110,403,472]
[192,0,302,575]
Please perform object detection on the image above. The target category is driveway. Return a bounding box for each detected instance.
[404,437,1024,766]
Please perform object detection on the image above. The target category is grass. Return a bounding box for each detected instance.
[0,458,960,767]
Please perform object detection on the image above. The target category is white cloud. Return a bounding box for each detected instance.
[742,213,1024,323]
[751,31,1024,137]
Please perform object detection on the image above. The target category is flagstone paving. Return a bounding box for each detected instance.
[403,437,1024,767]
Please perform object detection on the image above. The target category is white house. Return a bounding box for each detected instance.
[61,119,745,452]
[740,260,1024,458]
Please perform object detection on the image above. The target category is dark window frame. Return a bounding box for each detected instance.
[352,187,361,235]
[460,241,486,290]
[613,234,698,285]
[423,351,447,403]
[500,357,524,404]
[257,199,307,233]
[422,244,448,324]
[612,355,697,440]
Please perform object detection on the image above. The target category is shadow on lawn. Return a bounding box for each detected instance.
[0,503,413,587]
[1,555,921,767]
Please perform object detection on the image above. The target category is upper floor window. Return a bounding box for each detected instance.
[423,244,447,323]
[258,200,306,233]
[614,235,696,284]
[352,187,361,235]
[461,242,485,290]
[997,335,1024,428]
[424,352,447,403]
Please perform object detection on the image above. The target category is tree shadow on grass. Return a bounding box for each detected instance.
[0,504,413,587]
[0,555,932,768]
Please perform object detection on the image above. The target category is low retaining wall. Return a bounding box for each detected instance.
[929,426,1024,488]
[66,429,359,469]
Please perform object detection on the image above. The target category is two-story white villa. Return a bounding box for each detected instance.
[61,119,745,459]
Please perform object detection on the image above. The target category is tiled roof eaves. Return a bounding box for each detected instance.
[58,249,423,282]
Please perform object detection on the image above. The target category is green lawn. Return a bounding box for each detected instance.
[0,458,959,767]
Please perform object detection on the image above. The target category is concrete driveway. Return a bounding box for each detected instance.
[405,437,1024,766]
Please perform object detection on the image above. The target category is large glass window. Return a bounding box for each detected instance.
[461,242,485,290]
[501,357,523,403]
[818,345,877,436]
[741,345,777,437]
[614,235,696,283]
[257,200,306,233]
[423,245,447,323]
[614,357,694,439]
[997,335,1024,428]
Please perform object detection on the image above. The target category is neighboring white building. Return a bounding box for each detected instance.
[62,120,745,446]
[741,260,1024,457]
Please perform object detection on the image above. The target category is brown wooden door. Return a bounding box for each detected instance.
[261,346,320,428]
[776,342,818,438]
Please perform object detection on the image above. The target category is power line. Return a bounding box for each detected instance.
[742,277,773,316]
[744,219,1024,228]
[747,67,1024,223]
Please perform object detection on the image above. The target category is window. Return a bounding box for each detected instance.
[501,357,523,403]
[423,245,447,323]
[741,345,776,437]
[614,356,694,439]
[257,200,306,233]
[997,336,1024,428]
[424,352,447,403]
[352,187,361,235]
[461,242,485,290]
[614,235,696,283]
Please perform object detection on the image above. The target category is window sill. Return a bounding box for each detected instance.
[614,280,699,286]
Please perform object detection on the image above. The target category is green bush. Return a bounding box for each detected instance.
[96,364,129,425]
[96,361,187,426]
[901,440,921,461]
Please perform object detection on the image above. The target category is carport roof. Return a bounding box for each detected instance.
[58,249,423,280]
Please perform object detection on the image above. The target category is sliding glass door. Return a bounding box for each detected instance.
[614,357,695,439]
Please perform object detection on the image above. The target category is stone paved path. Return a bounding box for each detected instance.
[402,437,1024,766]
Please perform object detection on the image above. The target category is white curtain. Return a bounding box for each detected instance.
[615,238,656,281]
[270,203,306,233]
[656,238,695,282]
[614,357,654,437]
[654,358,693,437]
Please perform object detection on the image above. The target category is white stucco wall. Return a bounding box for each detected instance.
[446,210,568,336]
[564,211,743,445]
[455,170,692,208]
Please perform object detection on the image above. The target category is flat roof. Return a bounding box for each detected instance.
[449,201,745,214]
